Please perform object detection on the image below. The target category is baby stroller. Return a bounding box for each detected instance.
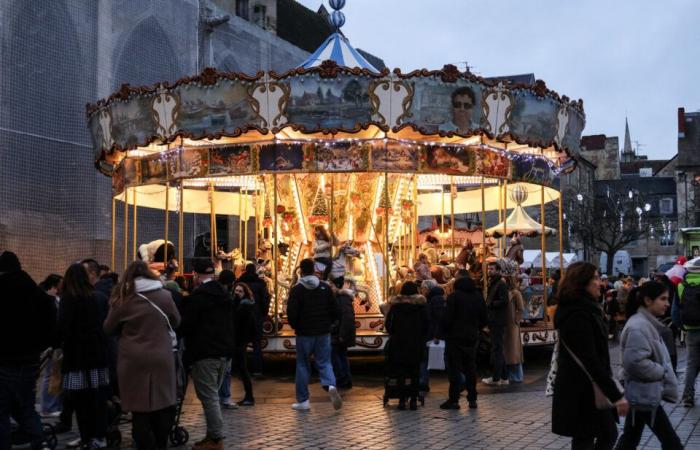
[382,362,425,410]
[169,342,189,447]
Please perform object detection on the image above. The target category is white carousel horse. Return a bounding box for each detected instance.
[215,248,253,277]
[138,239,175,264]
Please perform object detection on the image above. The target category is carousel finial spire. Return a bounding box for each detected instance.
[328,0,346,30]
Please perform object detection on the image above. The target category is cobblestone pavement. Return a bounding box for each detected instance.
[44,344,700,449]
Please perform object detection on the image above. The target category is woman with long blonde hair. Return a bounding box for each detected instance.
[104,261,181,450]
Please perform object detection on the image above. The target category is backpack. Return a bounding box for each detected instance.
[680,282,700,327]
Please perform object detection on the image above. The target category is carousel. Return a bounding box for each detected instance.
[86,1,583,350]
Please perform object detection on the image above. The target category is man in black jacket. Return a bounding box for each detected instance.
[236,263,270,375]
[330,277,356,390]
[0,251,56,450]
[482,261,509,386]
[286,259,342,411]
[439,277,487,409]
[180,260,236,450]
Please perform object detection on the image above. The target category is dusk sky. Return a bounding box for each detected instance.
[297,0,700,160]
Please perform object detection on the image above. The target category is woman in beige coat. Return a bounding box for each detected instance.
[104,261,181,450]
[503,274,524,383]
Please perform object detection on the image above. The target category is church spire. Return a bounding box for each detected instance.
[623,117,633,155]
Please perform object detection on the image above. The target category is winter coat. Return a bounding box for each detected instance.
[57,292,109,373]
[384,294,429,370]
[425,286,446,340]
[0,270,56,367]
[440,277,487,344]
[179,279,236,365]
[313,239,331,258]
[237,272,271,319]
[103,286,181,412]
[619,307,678,410]
[552,294,623,439]
[331,289,356,348]
[504,289,524,365]
[286,276,338,336]
[234,297,257,347]
[486,276,509,327]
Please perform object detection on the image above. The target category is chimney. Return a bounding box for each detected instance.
[679,107,686,138]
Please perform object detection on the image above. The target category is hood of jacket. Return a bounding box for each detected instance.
[298,275,320,290]
[193,279,231,305]
[454,276,478,293]
[388,294,427,306]
[427,286,445,299]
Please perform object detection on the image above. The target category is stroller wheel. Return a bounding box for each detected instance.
[42,424,58,449]
[170,426,189,446]
[106,429,122,447]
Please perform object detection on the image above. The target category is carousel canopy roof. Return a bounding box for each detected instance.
[485,204,556,237]
[299,32,378,72]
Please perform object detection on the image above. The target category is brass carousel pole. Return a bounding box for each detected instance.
[209,182,215,262]
[330,175,334,260]
[111,196,116,271]
[450,177,455,262]
[254,182,259,261]
[273,175,279,334]
[541,183,548,306]
[440,184,445,255]
[412,175,418,265]
[178,181,184,272]
[243,187,248,261]
[238,185,243,255]
[164,184,170,266]
[558,190,564,275]
[481,177,487,295]
[123,188,129,271]
[132,189,138,260]
[503,179,508,255]
[384,171,390,301]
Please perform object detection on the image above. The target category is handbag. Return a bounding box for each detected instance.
[138,293,178,350]
[561,338,623,410]
[545,340,558,397]
[47,349,64,396]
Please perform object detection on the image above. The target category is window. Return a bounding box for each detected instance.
[659,198,673,215]
[236,0,249,20]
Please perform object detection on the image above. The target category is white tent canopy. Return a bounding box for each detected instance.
[485,205,556,237]
[520,251,563,269]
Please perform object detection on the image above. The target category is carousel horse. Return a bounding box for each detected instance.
[456,240,478,270]
[505,235,525,266]
[138,239,176,269]
[313,241,362,281]
[215,248,251,277]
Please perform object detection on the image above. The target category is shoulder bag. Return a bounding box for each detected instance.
[137,293,177,350]
[561,338,623,410]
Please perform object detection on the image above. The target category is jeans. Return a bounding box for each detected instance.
[614,406,682,450]
[71,386,109,444]
[0,365,45,450]
[131,405,176,450]
[191,358,230,440]
[507,364,524,383]
[218,347,254,403]
[445,340,477,403]
[39,358,61,414]
[331,344,352,387]
[683,330,700,399]
[571,409,618,450]
[295,334,336,402]
[490,325,507,381]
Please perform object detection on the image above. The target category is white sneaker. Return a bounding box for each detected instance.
[40,411,62,418]
[328,386,343,410]
[66,438,82,448]
[292,400,311,411]
[499,379,510,386]
[481,377,498,385]
[221,400,239,410]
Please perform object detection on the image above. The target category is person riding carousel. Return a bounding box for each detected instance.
[312,225,336,281]
[421,235,439,264]
[505,235,524,266]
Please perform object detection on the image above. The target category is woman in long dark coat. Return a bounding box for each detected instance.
[552,262,629,449]
[384,281,428,410]
[104,261,181,450]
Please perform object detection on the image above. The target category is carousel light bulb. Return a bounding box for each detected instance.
[644,203,651,212]
[576,194,583,202]
[628,190,633,199]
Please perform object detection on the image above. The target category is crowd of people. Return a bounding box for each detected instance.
[3,245,700,450]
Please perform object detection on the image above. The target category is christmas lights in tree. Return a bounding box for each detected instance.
[309,183,329,225]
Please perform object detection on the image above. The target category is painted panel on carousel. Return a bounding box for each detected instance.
[370,140,420,171]
[511,153,555,186]
[176,79,259,137]
[475,148,511,178]
[316,141,369,171]
[259,143,305,171]
[123,158,141,187]
[110,96,158,150]
[284,76,373,131]
[402,78,484,136]
[112,163,125,196]
[169,147,209,179]
[209,145,254,175]
[558,105,586,152]
[424,145,476,175]
[505,92,560,147]
[140,154,168,186]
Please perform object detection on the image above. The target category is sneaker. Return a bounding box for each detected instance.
[683,396,695,407]
[499,379,510,386]
[292,400,311,411]
[481,377,498,385]
[66,438,82,448]
[192,437,224,450]
[468,400,478,409]
[328,386,343,410]
[40,410,62,418]
[220,400,239,410]
[439,400,460,410]
[237,398,255,406]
